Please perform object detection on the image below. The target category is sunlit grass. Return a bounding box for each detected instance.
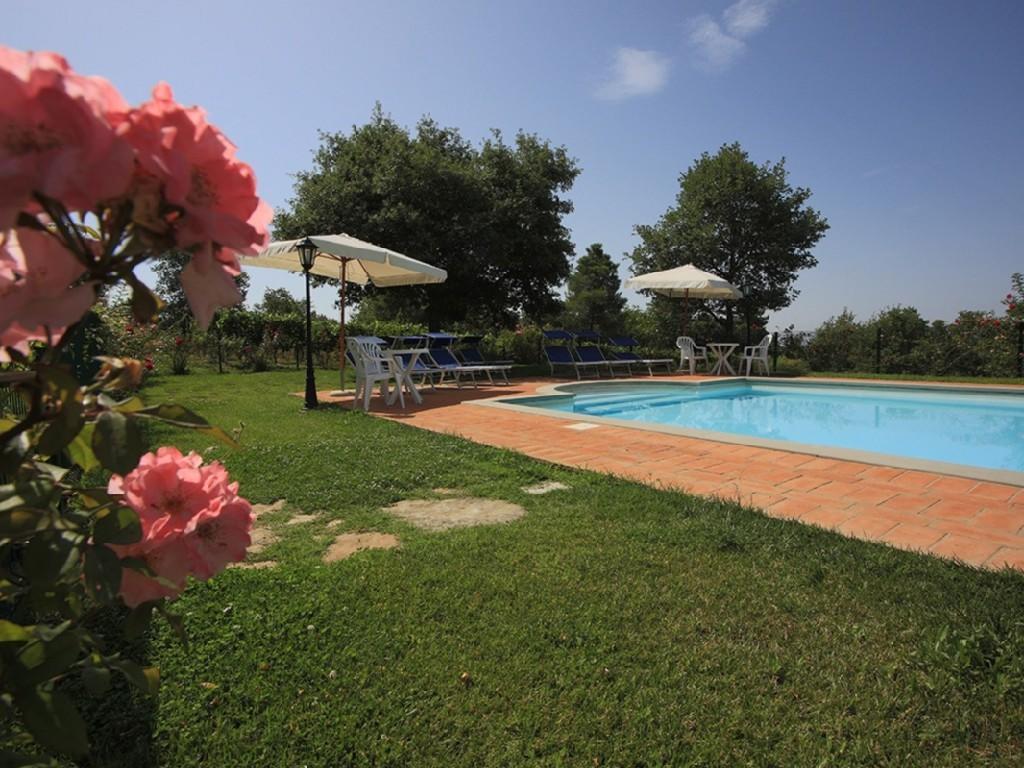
[84,370,1024,767]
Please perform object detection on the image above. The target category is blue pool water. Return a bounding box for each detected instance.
[510,382,1024,473]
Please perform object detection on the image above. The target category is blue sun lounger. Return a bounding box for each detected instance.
[606,336,674,376]
[543,344,604,379]
[574,344,634,377]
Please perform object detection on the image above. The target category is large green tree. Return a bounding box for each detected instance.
[562,243,626,333]
[630,142,828,338]
[273,106,580,329]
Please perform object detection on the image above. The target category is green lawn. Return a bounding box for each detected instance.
[84,370,1023,767]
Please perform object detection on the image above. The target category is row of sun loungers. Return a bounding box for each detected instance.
[542,330,675,380]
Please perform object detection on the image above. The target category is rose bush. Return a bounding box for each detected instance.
[0,45,268,762]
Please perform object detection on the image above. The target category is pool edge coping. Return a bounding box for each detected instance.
[467,376,1024,488]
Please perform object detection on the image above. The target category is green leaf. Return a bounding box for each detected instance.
[123,602,156,640]
[82,544,122,604]
[134,404,239,448]
[0,620,31,643]
[92,506,141,546]
[35,371,84,459]
[0,507,48,539]
[9,628,83,690]
[16,688,88,758]
[113,396,146,414]
[66,424,99,473]
[111,658,160,696]
[158,605,189,648]
[76,486,113,510]
[81,665,111,697]
[23,531,80,585]
[91,411,144,475]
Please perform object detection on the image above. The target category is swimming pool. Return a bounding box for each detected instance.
[493,380,1024,480]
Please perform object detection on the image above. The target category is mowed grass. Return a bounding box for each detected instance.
[86,370,1024,767]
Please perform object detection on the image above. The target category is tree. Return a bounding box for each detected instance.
[273,106,579,330]
[257,286,303,315]
[630,142,829,337]
[562,243,626,333]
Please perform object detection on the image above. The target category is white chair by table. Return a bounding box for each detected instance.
[347,337,399,410]
[676,336,708,374]
[740,334,773,376]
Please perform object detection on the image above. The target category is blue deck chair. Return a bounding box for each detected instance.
[543,344,603,379]
[427,347,496,388]
[606,335,674,376]
[574,344,634,377]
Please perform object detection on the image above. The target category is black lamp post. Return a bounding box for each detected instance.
[297,237,318,409]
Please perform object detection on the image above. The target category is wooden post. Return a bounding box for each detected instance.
[338,260,348,390]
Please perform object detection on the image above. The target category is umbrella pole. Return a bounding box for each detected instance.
[338,260,347,390]
[681,289,689,338]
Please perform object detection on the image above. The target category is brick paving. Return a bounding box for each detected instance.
[309,377,1024,571]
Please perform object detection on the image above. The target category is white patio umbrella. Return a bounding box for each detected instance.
[624,264,742,336]
[239,233,447,388]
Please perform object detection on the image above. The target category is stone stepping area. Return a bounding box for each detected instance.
[312,378,1024,571]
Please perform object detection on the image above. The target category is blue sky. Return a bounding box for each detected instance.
[8,0,1024,331]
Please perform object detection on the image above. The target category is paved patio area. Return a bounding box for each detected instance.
[310,376,1024,571]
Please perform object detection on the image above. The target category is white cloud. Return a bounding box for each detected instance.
[723,0,775,38]
[688,15,746,71]
[595,47,670,101]
[688,0,776,72]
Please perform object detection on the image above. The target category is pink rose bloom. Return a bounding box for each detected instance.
[182,499,253,579]
[119,83,270,327]
[0,228,96,361]
[178,245,244,328]
[108,446,252,607]
[116,537,193,608]
[120,83,269,253]
[0,46,133,228]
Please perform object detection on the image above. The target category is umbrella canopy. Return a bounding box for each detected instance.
[624,264,742,337]
[239,233,447,388]
[238,233,447,286]
[624,264,742,300]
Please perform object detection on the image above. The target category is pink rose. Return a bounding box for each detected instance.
[116,537,193,608]
[0,46,134,228]
[108,446,252,607]
[119,83,269,254]
[179,245,244,328]
[0,228,96,361]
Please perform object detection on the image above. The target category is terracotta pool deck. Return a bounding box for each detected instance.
[312,376,1024,571]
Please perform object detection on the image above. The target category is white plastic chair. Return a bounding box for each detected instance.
[740,334,773,376]
[347,337,399,410]
[675,336,708,374]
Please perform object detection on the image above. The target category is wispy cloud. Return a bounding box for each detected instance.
[688,0,776,72]
[723,0,775,37]
[595,47,670,101]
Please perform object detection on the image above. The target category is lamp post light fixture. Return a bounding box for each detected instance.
[297,236,318,409]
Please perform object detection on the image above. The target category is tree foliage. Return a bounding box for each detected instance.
[562,243,626,333]
[630,142,829,336]
[273,106,580,329]
[256,287,303,316]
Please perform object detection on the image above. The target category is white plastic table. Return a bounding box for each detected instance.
[383,349,427,406]
[706,343,738,376]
